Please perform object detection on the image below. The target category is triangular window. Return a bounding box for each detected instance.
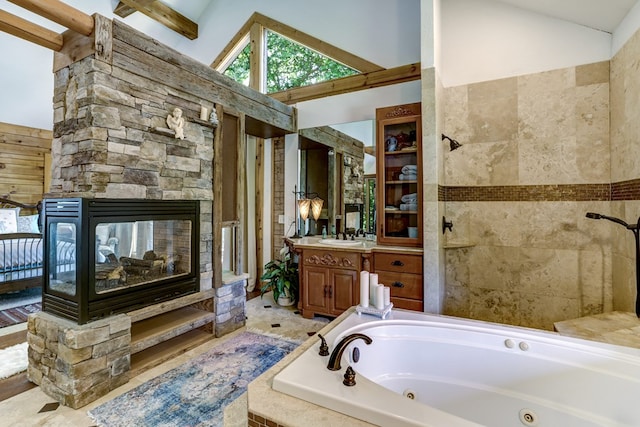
[216,13,381,97]
[264,31,357,93]
[223,42,251,87]
[223,30,358,93]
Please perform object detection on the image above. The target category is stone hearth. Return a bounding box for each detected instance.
[27,312,131,409]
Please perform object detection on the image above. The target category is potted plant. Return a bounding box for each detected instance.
[260,248,299,306]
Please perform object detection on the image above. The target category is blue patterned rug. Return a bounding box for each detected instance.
[88,331,299,427]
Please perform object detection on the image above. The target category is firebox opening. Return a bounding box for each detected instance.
[43,198,200,324]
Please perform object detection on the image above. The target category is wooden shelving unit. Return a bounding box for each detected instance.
[375,102,422,247]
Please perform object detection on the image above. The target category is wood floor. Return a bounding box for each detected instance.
[0,329,35,402]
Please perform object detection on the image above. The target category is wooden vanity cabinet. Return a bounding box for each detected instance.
[300,249,360,318]
[373,251,423,311]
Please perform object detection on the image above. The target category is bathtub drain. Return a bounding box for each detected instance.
[403,389,416,400]
[519,408,538,426]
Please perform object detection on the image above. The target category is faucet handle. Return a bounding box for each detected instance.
[318,334,329,356]
[343,366,356,386]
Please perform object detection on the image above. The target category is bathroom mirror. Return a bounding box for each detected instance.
[330,120,375,234]
[298,120,375,234]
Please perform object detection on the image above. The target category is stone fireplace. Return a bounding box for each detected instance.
[27,15,219,409]
[26,13,295,408]
[42,198,200,324]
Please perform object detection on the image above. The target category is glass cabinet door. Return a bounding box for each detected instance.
[375,103,422,247]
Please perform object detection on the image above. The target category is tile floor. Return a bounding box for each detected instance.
[0,294,331,427]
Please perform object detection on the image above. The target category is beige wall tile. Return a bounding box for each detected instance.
[469,288,520,325]
[468,246,520,291]
[519,294,580,330]
[468,78,518,144]
[519,136,579,184]
[576,61,609,86]
[518,248,579,298]
[445,139,518,186]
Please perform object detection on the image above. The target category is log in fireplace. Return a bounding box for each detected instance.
[42,198,199,324]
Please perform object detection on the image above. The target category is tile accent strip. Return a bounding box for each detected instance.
[441,184,612,202]
[612,179,640,201]
[248,411,286,427]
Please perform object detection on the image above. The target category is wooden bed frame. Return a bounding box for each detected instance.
[0,197,43,294]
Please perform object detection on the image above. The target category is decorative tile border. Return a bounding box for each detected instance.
[248,411,286,427]
[441,183,613,202]
[611,179,640,201]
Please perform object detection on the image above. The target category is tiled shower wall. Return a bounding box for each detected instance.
[610,26,640,314]
[442,61,613,330]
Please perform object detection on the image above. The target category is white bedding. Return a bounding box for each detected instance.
[0,237,76,272]
[0,238,43,269]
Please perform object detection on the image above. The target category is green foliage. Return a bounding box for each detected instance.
[260,252,299,304]
[223,30,358,93]
[224,44,250,86]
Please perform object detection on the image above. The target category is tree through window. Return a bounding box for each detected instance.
[224,30,358,93]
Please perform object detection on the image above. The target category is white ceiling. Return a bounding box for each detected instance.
[5,1,639,37]
[494,0,639,33]
[167,0,640,34]
[168,0,640,34]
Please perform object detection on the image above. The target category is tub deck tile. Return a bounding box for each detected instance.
[554,311,640,348]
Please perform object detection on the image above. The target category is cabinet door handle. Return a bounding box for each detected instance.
[323,285,328,297]
[392,281,405,288]
[328,286,333,298]
[391,260,404,267]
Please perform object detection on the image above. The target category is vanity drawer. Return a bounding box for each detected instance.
[392,297,423,312]
[302,249,360,271]
[376,271,423,300]
[374,252,422,275]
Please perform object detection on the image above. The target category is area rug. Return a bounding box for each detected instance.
[0,342,28,379]
[0,302,41,328]
[88,331,300,427]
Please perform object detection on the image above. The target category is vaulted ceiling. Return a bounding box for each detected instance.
[1,0,640,131]
[112,0,640,38]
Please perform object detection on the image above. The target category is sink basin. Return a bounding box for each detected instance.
[316,239,364,247]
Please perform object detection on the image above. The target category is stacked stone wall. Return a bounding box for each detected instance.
[27,312,131,409]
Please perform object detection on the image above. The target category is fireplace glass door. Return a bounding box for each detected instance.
[47,221,78,296]
[93,219,192,295]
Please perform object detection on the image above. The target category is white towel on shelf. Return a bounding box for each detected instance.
[401,164,417,174]
[401,193,417,203]
[400,203,417,211]
[399,173,417,181]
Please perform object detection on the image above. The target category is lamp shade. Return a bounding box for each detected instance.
[310,197,324,221]
[298,199,311,221]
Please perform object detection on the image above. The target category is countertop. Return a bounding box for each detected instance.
[285,236,423,254]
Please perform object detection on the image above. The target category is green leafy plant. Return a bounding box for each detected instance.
[260,251,299,304]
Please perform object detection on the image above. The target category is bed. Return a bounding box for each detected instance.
[0,197,44,294]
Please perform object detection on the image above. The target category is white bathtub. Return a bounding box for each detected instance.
[273,309,640,426]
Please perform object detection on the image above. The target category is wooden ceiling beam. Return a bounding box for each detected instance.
[269,62,422,105]
[114,0,198,40]
[8,0,94,36]
[114,0,156,18]
[0,9,63,51]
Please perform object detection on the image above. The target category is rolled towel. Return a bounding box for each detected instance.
[401,193,417,203]
[399,173,417,181]
[401,164,417,174]
[400,203,418,211]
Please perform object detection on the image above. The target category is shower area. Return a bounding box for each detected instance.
[437,58,639,330]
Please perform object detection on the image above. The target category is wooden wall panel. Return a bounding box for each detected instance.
[0,122,52,204]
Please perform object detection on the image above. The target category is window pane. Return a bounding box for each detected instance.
[223,43,251,86]
[266,30,358,93]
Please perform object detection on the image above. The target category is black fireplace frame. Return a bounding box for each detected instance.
[43,198,200,324]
